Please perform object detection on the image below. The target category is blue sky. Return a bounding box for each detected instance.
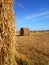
[14,0,49,31]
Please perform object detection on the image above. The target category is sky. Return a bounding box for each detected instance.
[14,0,49,31]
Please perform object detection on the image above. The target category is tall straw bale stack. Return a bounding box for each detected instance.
[20,28,30,36]
[0,0,17,65]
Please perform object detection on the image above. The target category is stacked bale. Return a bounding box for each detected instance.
[0,0,17,65]
[20,28,30,36]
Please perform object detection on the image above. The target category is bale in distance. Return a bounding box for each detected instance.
[20,28,30,36]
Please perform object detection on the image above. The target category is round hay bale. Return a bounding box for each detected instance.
[20,28,30,36]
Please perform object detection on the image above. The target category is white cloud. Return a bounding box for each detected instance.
[16,11,49,21]
[24,11,49,20]
[16,3,27,11]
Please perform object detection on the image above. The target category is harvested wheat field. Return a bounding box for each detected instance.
[17,31,49,65]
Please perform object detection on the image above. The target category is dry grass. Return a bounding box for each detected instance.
[16,31,49,65]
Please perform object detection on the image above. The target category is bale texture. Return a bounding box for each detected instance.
[0,0,17,65]
[20,28,30,36]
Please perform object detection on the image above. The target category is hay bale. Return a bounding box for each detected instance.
[0,0,17,65]
[20,28,30,36]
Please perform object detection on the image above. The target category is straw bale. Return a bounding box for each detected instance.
[20,28,30,36]
[0,0,17,65]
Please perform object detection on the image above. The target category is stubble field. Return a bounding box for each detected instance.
[16,31,49,65]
